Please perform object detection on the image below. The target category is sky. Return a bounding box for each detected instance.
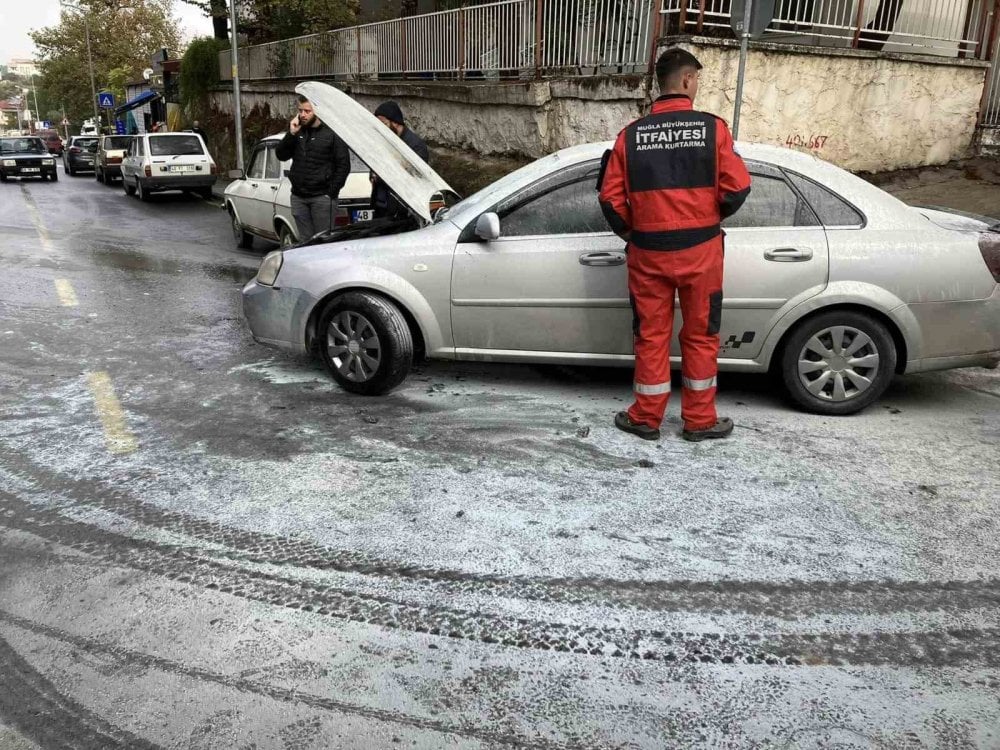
[0,0,210,64]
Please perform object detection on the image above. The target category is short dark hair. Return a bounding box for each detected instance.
[296,94,309,104]
[655,48,703,89]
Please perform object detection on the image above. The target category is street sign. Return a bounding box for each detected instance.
[730,0,776,38]
[97,92,115,108]
[42,120,51,129]
[62,118,70,126]
[115,119,126,135]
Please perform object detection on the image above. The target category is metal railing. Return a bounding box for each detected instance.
[220,0,656,81]
[663,0,991,56]
[983,19,1000,125]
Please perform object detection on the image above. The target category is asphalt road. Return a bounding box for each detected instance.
[1,164,1000,749]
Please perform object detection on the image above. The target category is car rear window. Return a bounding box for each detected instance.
[104,136,132,149]
[785,172,865,227]
[149,135,204,156]
[74,137,99,150]
[1,138,46,154]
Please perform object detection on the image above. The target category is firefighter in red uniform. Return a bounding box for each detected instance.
[599,48,751,442]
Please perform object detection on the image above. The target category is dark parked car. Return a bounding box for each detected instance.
[39,130,64,155]
[63,135,99,175]
[0,137,58,182]
[96,134,133,184]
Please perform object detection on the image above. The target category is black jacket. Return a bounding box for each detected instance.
[276,121,351,199]
[372,127,429,218]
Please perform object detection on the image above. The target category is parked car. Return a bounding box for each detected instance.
[224,134,373,249]
[121,132,217,201]
[63,135,99,175]
[0,136,58,182]
[39,129,64,155]
[95,134,133,184]
[242,82,1000,414]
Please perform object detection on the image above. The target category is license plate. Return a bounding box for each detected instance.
[351,209,373,222]
[21,168,40,173]
[166,165,194,173]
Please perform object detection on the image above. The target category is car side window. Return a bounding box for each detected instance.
[722,171,819,229]
[247,148,266,180]
[498,166,607,236]
[784,171,865,227]
[264,146,281,180]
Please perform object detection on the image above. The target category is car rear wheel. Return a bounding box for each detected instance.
[317,292,413,396]
[136,178,149,202]
[231,211,252,249]
[779,310,897,416]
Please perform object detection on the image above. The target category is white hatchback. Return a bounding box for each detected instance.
[224,134,374,249]
[121,132,217,201]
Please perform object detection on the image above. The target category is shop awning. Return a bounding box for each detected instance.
[115,90,159,114]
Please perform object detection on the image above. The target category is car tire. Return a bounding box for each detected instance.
[50,171,58,182]
[230,211,252,249]
[197,187,213,200]
[124,176,136,197]
[67,164,75,176]
[317,292,414,396]
[136,178,149,202]
[96,167,104,183]
[278,224,296,248]
[779,310,897,416]
[0,173,6,182]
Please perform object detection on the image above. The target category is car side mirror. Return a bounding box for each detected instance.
[475,213,500,241]
[229,169,245,180]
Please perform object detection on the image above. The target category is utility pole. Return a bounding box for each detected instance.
[60,1,100,129]
[229,0,244,172]
[30,72,41,132]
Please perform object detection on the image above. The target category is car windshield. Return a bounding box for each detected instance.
[104,136,132,149]
[0,138,47,154]
[149,135,204,156]
[74,138,99,151]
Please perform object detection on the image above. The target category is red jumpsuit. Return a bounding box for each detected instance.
[599,95,751,431]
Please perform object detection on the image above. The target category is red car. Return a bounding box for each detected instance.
[39,130,64,156]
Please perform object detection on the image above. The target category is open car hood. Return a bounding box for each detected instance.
[296,81,457,224]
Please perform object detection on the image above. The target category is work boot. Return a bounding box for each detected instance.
[614,411,660,441]
[681,417,734,442]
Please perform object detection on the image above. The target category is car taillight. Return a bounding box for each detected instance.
[144,165,152,177]
[109,156,121,164]
[210,163,218,174]
[69,146,80,154]
[334,215,349,227]
[980,233,1000,283]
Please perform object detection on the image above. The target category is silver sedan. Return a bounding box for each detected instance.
[242,82,1000,415]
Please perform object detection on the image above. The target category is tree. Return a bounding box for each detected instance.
[179,37,228,119]
[30,0,182,125]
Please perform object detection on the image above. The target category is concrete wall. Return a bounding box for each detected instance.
[210,36,990,173]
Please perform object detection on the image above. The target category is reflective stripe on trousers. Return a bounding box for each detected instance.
[682,376,717,391]
[634,381,671,395]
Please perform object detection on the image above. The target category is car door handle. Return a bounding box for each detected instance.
[579,251,626,267]
[250,182,259,188]
[270,185,278,191]
[764,247,813,262]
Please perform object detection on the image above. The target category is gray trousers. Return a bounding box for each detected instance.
[291,194,338,241]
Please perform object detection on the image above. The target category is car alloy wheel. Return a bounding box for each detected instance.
[318,292,414,395]
[780,310,896,416]
[796,325,879,402]
[327,311,382,383]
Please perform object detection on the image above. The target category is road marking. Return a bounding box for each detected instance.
[86,372,138,455]
[19,183,55,253]
[54,279,78,307]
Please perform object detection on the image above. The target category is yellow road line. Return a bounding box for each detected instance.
[86,372,138,455]
[54,279,79,307]
[19,185,55,253]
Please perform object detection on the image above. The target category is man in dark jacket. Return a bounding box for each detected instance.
[275,94,351,240]
[370,101,428,219]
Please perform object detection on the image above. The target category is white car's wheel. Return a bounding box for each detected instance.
[279,224,296,248]
[136,178,149,202]
[231,211,252,249]
[318,293,413,396]
[124,175,136,196]
[780,310,897,415]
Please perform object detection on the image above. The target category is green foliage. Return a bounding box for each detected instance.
[238,0,359,45]
[30,0,181,124]
[179,37,228,119]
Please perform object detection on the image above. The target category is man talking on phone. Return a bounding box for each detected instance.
[275,94,351,240]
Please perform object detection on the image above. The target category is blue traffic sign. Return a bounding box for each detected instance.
[97,92,115,108]
[42,120,51,129]
[115,119,126,135]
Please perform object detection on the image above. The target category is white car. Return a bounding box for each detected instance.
[224,134,374,249]
[242,82,1000,413]
[120,132,217,201]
